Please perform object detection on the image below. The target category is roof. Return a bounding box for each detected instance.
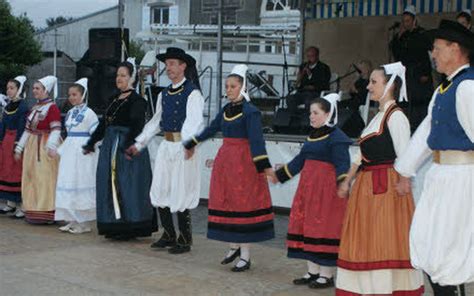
[35,5,119,35]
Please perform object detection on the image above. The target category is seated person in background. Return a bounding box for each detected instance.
[287,46,331,117]
[340,60,372,111]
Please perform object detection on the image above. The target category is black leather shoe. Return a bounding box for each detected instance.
[308,276,334,289]
[168,244,191,254]
[150,232,176,249]
[293,273,319,285]
[221,248,241,265]
[231,259,251,272]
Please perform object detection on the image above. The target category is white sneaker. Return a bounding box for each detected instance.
[68,223,91,234]
[59,222,74,232]
[8,208,24,219]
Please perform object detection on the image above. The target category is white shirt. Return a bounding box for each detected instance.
[134,78,205,150]
[353,100,411,165]
[395,64,474,177]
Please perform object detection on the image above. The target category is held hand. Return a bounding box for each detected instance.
[125,145,140,157]
[47,148,58,158]
[184,147,195,160]
[82,144,94,155]
[337,181,350,198]
[14,152,21,162]
[396,176,411,196]
[264,168,278,184]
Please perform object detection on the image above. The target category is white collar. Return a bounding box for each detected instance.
[172,77,186,89]
[309,62,318,69]
[447,64,470,81]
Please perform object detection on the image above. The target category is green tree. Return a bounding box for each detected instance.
[129,40,145,65]
[46,16,73,27]
[0,0,42,91]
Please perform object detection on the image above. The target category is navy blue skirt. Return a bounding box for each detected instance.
[96,126,157,237]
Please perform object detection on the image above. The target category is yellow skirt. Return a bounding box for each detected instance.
[22,133,59,223]
[336,166,424,295]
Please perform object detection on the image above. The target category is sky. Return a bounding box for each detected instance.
[8,0,118,28]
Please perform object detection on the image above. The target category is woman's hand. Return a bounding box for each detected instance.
[264,168,278,184]
[396,176,411,196]
[47,148,58,158]
[184,147,195,160]
[14,152,21,162]
[82,144,94,155]
[125,145,140,160]
[337,181,350,198]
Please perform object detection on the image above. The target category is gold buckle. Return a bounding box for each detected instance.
[164,132,182,142]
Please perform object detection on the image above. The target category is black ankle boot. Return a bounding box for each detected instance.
[168,234,191,254]
[168,209,192,254]
[151,230,176,248]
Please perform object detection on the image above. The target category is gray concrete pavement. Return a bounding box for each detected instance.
[0,206,472,296]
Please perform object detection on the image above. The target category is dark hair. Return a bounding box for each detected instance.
[310,97,336,124]
[7,79,20,89]
[70,83,85,95]
[376,67,402,100]
[457,11,472,23]
[306,46,320,57]
[117,61,138,88]
[7,79,25,97]
[227,74,244,85]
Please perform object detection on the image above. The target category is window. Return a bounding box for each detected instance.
[151,7,170,24]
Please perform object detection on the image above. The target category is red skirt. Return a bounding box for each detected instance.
[287,160,347,266]
[0,129,22,202]
[207,138,274,243]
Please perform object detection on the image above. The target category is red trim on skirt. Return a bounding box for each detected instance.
[336,286,424,296]
[287,240,340,253]
[208,213,274,225]
[337,259,415,270]
[25,211,55,223]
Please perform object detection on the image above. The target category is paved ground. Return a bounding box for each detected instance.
[0,206,472,296]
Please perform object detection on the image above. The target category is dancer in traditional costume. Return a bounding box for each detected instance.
[126,48,204,254]
[83,58,157,240]
[14,76,61,224]
[55,78,99,234]
[272,93,351,287]
[184,65,275,271]
[0,76,28,218]
[335,62,424,295]
[395,20,474,296]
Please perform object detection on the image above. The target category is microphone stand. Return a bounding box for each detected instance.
[281,35,291,107]
[329,68,358,92]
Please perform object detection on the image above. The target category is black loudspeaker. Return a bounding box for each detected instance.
[89,28,129,63]
[337,107,365,138]
[76,62,118,113]
[272,108,308,134]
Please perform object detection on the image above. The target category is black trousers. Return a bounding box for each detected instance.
[286,91,320,116]
[429,275,466,296]
[158,207,192,244]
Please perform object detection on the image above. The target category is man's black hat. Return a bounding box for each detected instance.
[426,19,474,51]
[156,47,196,66]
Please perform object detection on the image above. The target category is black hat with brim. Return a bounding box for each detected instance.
[425,19,474,51]
[156,47,196,66]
